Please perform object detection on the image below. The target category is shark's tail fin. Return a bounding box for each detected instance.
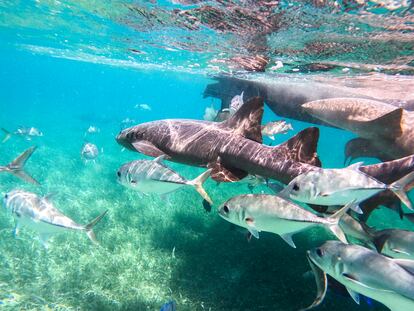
[389,171,414,210]
[84,210,108,244]
[279,127,322,167]
[325,200,358,244]
[1,128,11,143]
[188,169,213,205]
[5,146,40,185]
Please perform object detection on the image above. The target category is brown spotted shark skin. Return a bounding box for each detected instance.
[303,98,414,161]
[116,97,414,218]
[203,75,414,127]
[117,97,321,184]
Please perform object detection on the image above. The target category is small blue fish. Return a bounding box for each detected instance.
[160,300,176,311]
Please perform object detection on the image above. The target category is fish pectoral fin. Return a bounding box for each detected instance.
[342,273,386,292]
[245,218,259,239]
[352,204,364,214]
[39,233,51,249]
[131,141,167,158]
[280,233,296,248]
[393,259,414,275]
[208,158,247,182]
[345,286,360,305]
[391,248,411,255]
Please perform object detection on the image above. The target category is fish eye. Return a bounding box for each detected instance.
[117,171,121,177]
[223,205,229,213]
[292,183,300,191]
[316,248,324,257]
[4,194,8,199]
[130,180,137,184]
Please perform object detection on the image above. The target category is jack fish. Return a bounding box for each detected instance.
[3,190,107,246]
[218,194,354,248]
[303,241,414,311]
[117,156,213,205]
[0,146,39,185]
[283,162,414,213]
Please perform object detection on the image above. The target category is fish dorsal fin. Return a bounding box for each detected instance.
[278,127,322,167]
[393,259,414,275]
[347,162,364,170]
[222,96,264,143]
[372,232,389,253]
[153,155,166,163]
[362,108,403,139]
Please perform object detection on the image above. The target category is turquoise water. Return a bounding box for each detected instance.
[1,1,414,311]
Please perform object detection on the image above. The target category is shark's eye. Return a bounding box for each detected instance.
[223,205,229,214]
[316,248,324,257]
[117,171,121,177]
[292,183,300,191]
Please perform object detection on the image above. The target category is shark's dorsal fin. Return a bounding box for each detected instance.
[362,108,403,139]
[222,96,264,143]
[278,127,322,167]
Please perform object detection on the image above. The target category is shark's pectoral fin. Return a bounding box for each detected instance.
[132,141,167,158]
[345,286,360,305]
[280,233,296,248]
[345,138,393,164]
[208,159,247,182]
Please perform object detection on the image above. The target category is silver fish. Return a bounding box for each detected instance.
[339,213,373,247]
[2,127,43,143]
[283,162,414,213]
[81,142,99,162]
[0,147,39,185]
[304,241,414,311]
[203,105,218,121]
[230,91,244,113]
[117,155,213,205]
[3,190,107,246]
[218,194,354,248]
[363,225,414,260]
[261,120,293,140]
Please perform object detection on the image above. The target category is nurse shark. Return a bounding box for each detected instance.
[203,75,414,127]
[302,98,414,161]
[116,97,414,217]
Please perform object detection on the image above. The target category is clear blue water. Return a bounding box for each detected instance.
[1,1,414,310]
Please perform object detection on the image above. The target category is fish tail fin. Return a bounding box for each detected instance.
[278,127,322,167]
[389,171,414,210]
[84,210,107,244]
[7,146,40,185]
[188,169,213,205]
[326,200,358,244]
[1,128,11,143]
